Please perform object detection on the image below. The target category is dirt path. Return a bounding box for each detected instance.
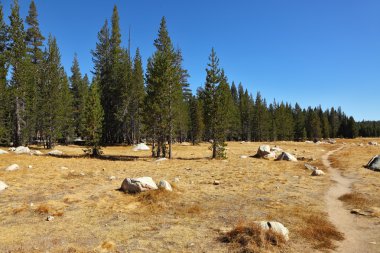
[323,147,377,253]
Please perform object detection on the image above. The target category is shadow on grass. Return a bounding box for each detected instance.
[47,154,210,161]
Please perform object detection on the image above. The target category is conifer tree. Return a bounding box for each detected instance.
[84,79,104,156]
[189,95,204,144]
[293,103,305,141]
[70,54,88,138]
[145,17,187,158]
[252,92,270,141]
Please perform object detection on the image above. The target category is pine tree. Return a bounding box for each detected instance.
[8,0,29,146]
[145,17,187,158]
[0,3,10,144]
[25,0,44,64]
[189,95,204,144]
[252,92,270,141]
[70,54,88,138]
[84,79,104,156]
[293,103,305,141]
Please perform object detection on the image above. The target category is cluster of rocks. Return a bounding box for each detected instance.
[1,146,44,156]
[256,221,289,241]
[305,138,336,144]
[304,163,325,176]
[368,141,378,146]
[255,145,297,162]
[120,176,173,194]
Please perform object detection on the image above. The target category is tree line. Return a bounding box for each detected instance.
[0,1,377,158]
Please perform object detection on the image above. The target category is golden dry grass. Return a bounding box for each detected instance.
[338,192,369,209]
[0,141,349,252]
[219,221,287,253]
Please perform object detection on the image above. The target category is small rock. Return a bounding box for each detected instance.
[276,152,297,162]
[240,155,248,159]
[14,146,31,154]
[351,209,372,216]
[174,177,180,183]
[158,180,173,191]
[311,169,325,176]
[60,166,68,170]
[156,157,167,162]
[0,149,8,154]
[256,221,289,241]
[30,150,43,156]
[30,203,34,207]
[5,164,20,171]
[120,177,158,194]
[46,216,54,221]
[48,150,63,156]
[369,242,377,245]
[109,176,116,180]
[0,181,8,191]
[213,180,220,185]
[28,165,33,169]
[80,172,85,176]
[305,163,317,171]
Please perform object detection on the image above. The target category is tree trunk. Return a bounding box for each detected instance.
[212,141,216,159]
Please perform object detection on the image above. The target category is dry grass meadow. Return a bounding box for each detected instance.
[0,139,379,252]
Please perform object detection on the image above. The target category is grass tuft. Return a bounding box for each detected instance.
[338,192,369,209]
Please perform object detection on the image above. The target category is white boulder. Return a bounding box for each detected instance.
[133,143,150,151]
[156,157,167,162]
[240,155,248,159]
[30,150,43,155]
[276,152,297,162]
[6,164,20,171]
[369,141,378,146]
[48,150,63,156]
[158,180,173,191]
[304,163,317,171]
[270,146,283,152]
[257,221,289,241]
[0,149,8,154]
[8,147,16,151]
[0,181,8,191]
[14,146,30,154]
[120,177,158,193]
[256,145,271,158]
[311,169,325,176]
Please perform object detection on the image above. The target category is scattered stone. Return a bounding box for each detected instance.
[181,142,191,146]
[8,147,16,152]
[326,138,336,144]
[311,169,325,176]
[305,141,313,144]
[351,209,372,216]
[120,177,158,194]
[0,181,8,191]
[365,155,380,172]
[5,164,20,171]
[264,151,276,160]
[80,172,85,176]
[0,149,8,154]
[174,177,180,183]
[156,157,167,162]
[256,145,271,158]
[14,146,30,154]
[276,152,297,162]
[368,141,378,146]
[256,221,289,241]
[240,141,245,144]
[369,242,377,245]
[28,165,33,169]
[30,203,34,207]
[213,180,220,185]
[48,150,63,156]
[60,166,68,170]
[270,146,282,152]
[132,143,150,151]
[109,176,116,180]
[158,180,173,191]
[240,155,248,159]
[304,163,317,171]
[30,150,43,156]
[46,215,54,221]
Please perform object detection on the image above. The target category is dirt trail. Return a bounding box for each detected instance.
[323,147,376,253]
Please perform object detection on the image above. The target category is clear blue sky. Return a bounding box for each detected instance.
[2,0,380,120]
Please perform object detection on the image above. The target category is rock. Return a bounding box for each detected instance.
[5,164,20,171]
[256,145,271,158]
[0,181,8,191]
[264,151,276,160]
[240,141,245,144]
[156,157,167,162]
[270,146,283,152]
[351,209,372,216]
[240,155,248,159]
[256,221,289,241]
[368,141,378,146]
[304,163,317,171]
[158,180,173,191]
[60,166,68,170]
[46,215,54,221]
[0,149,8,154]
[311,169,325,176]
[181,142,191,146]
[30,150,43,155]
[327,138,336,144]
[8,147,16,151]
[48,150,63,156]
[132,143,150,151]
[365,155,380,172]
[109,176,116,180]
[305,141,313,144]
[174,177,180,183]
[14,146,30,154]
[28,165,33,169]
[120,177,158,194]
[276,152,297,162]
[213,180,220,185]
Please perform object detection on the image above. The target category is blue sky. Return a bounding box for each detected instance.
[2,0,379,120]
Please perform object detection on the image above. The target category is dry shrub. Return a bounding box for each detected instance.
[300,214,344,250]
[12,204,28,214]
[219,222,286,253]
[101,240,115,250]
[137,188,177,205]
[338,192,369,209]
[35,204,51,214]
